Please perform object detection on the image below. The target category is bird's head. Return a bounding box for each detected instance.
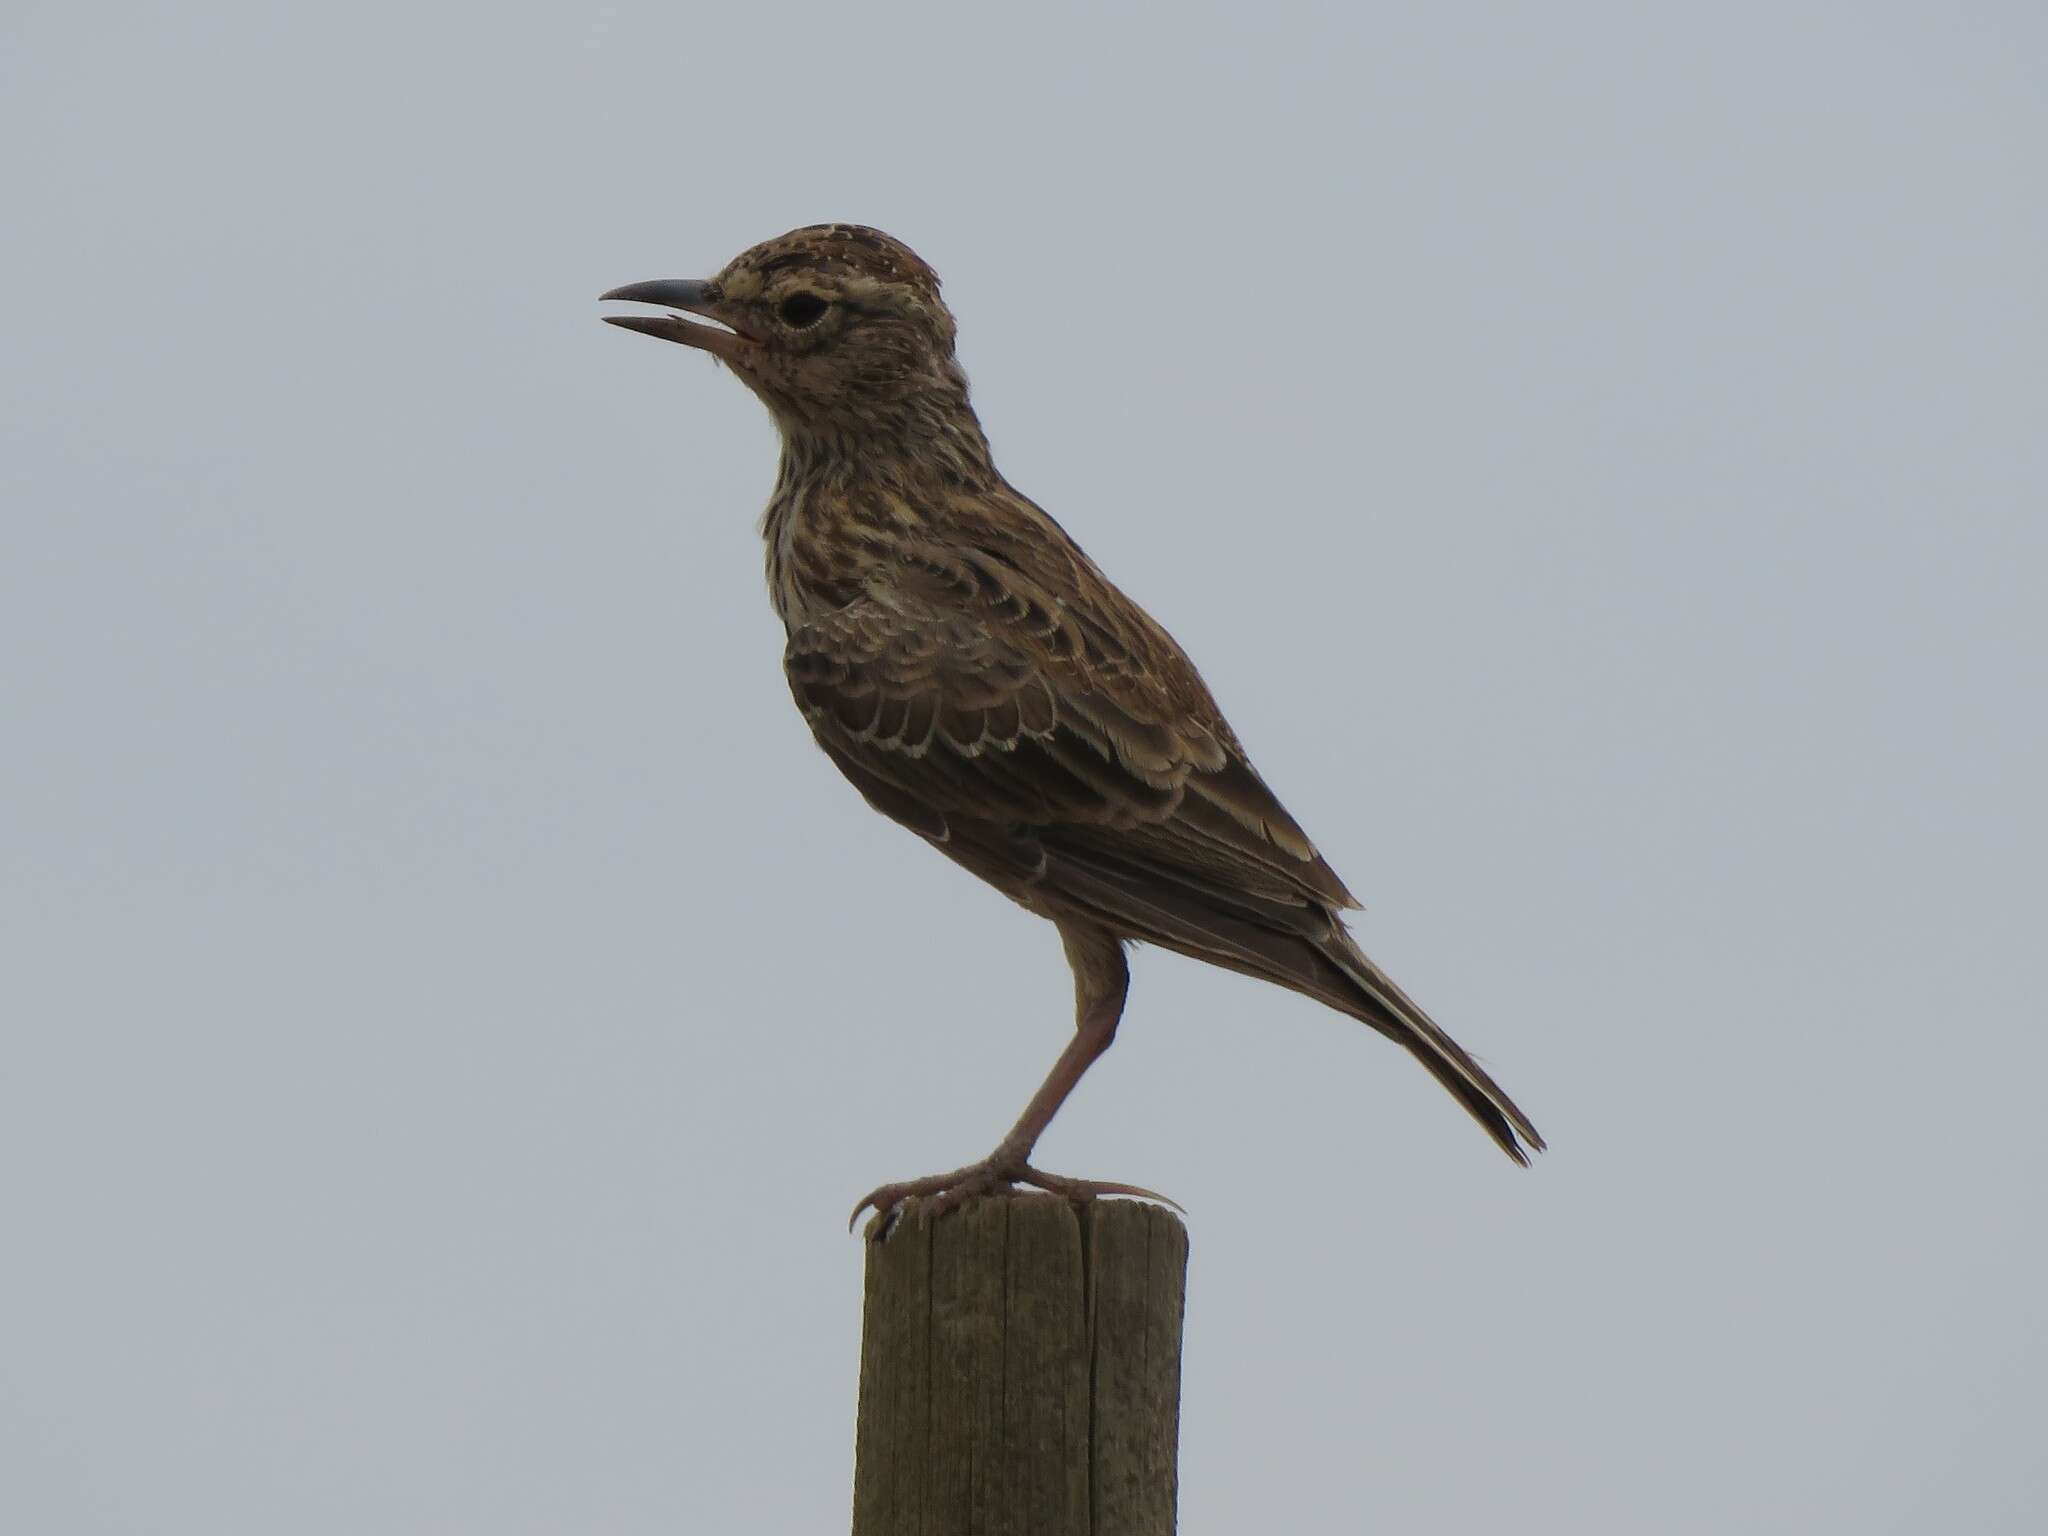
[603,224,977,453]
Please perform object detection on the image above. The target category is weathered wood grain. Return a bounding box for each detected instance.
[851,1195,1188,1535]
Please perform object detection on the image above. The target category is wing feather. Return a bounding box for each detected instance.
[784,520,1350,906]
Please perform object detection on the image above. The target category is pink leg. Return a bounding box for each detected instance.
[850,924,1178,1235]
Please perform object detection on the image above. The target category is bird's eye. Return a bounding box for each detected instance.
[778,292,829,328]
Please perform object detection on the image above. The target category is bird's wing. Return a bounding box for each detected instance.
[782,518,1358,914]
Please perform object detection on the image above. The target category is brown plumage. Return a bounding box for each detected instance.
[603,224,1543,1228]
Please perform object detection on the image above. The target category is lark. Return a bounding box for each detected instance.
[603,225,1542,1229]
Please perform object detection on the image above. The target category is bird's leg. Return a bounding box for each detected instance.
[851,926,1179,1235]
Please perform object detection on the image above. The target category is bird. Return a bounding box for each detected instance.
[601,224,1542,1230]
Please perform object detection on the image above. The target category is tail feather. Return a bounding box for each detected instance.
[1324,931,1545,1165]
[1033,836,1545,1164]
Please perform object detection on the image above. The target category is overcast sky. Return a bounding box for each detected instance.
[5,3,2045,1532]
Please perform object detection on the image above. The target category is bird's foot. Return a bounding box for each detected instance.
[849,1158,1180,1239]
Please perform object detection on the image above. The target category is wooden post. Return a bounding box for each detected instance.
[852,1194,1190,1536]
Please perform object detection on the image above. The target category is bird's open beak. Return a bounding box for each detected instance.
[599,279,754,362]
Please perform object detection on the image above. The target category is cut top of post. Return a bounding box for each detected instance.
[852,1195,1190,1536]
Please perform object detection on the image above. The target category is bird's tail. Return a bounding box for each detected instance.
[1036,845,1544,1164]
[1319,928,1545,1165]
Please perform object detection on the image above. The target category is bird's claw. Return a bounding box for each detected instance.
[849,1159,1182,1239]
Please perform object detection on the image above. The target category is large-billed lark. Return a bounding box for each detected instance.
[603,225,1542,1229]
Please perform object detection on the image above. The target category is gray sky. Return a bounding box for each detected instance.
[5,2,2045,1531]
